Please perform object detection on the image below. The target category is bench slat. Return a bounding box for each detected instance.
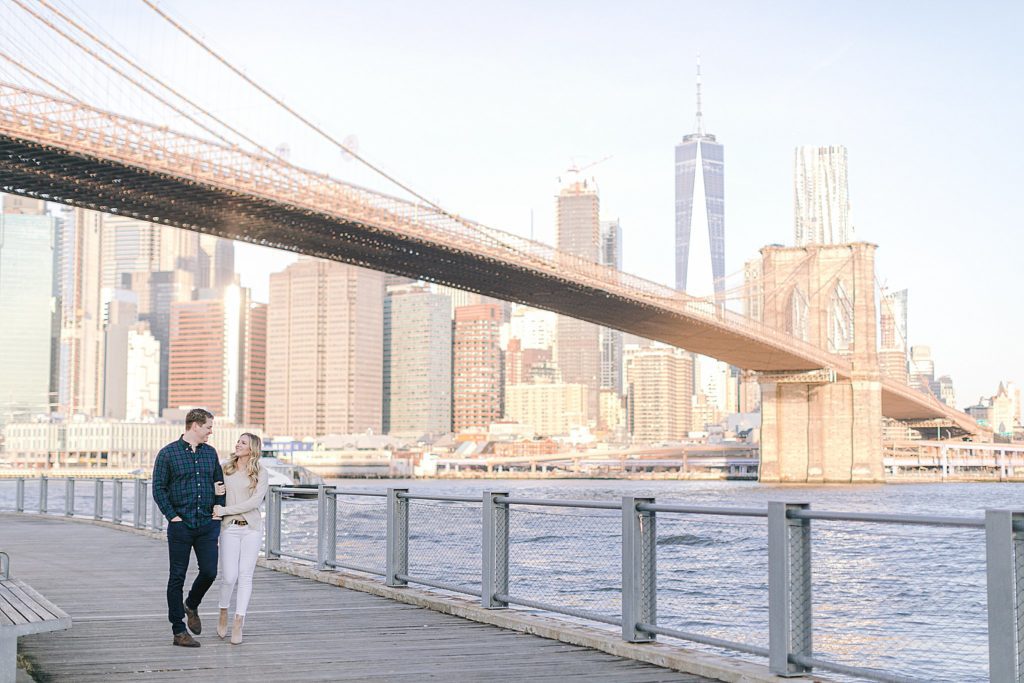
[0,591,29,626]
[4,582,54,621]
[0,586,42,624]
[0,589,31,626]
[0,579,71,638]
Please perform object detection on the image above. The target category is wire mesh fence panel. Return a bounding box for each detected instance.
[0,480,16,511]
[99,482,116,520]
[407,500,481,594]
[70,480,94,516]
[277,496,319,561]
[656,514,769,652]
[335,494,387,574]
[46,480,67,514]
[23,479,42,512]
[119,483,138,524]
[811,522,989,683]
[507,506,621,621]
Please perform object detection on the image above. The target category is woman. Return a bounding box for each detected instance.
[212,432,269,644]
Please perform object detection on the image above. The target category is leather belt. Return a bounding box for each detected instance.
[230,519,248,526]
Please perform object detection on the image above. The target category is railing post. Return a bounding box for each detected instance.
[316,485,337,571]
[386,488,409,587]
[112,479,123,525]
[150,493,163,532]
[65,478,75,516]
[15,478,24,512]
[769,502,812,677]
[94,479,103,520]
[138,481,148,528]
[39,475,48,514]
[986,509,1024,682]
[265,487,281,559]
[132,479,143,528]
[622,496,656,642]
[481,490,509,608]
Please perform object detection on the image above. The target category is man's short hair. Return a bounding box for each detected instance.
[185,408,214,430]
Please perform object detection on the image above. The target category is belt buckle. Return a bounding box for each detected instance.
[233,519,248,526]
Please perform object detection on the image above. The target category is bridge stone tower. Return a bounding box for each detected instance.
[757,243,885,483]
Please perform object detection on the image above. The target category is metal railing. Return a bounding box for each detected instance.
[258,485,1021,683]
[1,477,1021,682]
[0,476,158,532]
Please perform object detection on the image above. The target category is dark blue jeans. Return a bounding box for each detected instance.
[166,519,220,634]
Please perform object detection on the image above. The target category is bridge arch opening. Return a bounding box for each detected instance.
[827,279,854,355]
[786,286,809,342]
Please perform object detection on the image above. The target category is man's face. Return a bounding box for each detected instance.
[192,418,213,443]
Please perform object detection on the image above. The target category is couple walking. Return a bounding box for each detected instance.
[151,408,269,647]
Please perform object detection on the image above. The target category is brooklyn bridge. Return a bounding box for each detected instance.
[0,2,981,483]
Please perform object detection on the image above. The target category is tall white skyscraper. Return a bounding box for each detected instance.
[794,145,853,245]
[599,219,623,395]
[0,206,56,422]
[56,208,106,418]
[675,59,724,296]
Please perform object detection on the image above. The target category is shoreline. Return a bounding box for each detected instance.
[1,468,1022,484]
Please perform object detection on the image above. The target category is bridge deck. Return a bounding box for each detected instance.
[0,515,706,682]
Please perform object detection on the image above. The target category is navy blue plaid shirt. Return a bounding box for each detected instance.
[152,436,225,528]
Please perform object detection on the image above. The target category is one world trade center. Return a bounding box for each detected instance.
[675,59,724,297]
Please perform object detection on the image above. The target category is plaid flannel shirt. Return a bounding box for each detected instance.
[152,436,225,528]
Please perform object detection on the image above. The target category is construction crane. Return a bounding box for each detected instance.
[558,154,612,189]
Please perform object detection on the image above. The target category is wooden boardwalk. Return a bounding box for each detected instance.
[0,515,709,682]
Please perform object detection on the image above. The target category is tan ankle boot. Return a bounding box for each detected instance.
[230,614,244,644]
[217,609,228,639]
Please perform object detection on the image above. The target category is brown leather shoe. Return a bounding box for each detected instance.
[172,632,201,647]
[184,604,202,634]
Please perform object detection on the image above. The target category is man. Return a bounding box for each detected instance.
[152,408,225,647]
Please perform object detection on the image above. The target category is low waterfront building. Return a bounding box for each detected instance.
[1,419,259,469]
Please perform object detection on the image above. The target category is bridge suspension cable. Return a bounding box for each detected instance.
[137,0,508,246]
[9,0,274,156]
[0,49,80,102]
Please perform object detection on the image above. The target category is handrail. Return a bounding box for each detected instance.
[494,496,620,510]
[787,509,986,528]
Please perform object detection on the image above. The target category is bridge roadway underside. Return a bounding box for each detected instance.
[1,515,706,682]
[0,133,820,372]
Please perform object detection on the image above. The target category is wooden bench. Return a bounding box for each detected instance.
[0,554,71,683]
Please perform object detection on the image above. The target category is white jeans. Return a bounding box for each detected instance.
[218,522,261,616]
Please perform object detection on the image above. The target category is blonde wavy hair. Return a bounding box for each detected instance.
[224,432,262,492]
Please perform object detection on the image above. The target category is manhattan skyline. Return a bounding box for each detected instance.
[3,0,1019,406]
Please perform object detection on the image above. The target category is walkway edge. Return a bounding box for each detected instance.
[7,515,815,683]
[261,559,804,683]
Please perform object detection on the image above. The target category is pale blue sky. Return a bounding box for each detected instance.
[67,0,1024,406]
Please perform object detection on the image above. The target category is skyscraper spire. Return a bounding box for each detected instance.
[695,53,703,136]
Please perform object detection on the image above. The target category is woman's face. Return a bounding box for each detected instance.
[234,435,252,458]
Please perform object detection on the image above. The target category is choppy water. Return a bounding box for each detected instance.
[3,477,1020,682]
